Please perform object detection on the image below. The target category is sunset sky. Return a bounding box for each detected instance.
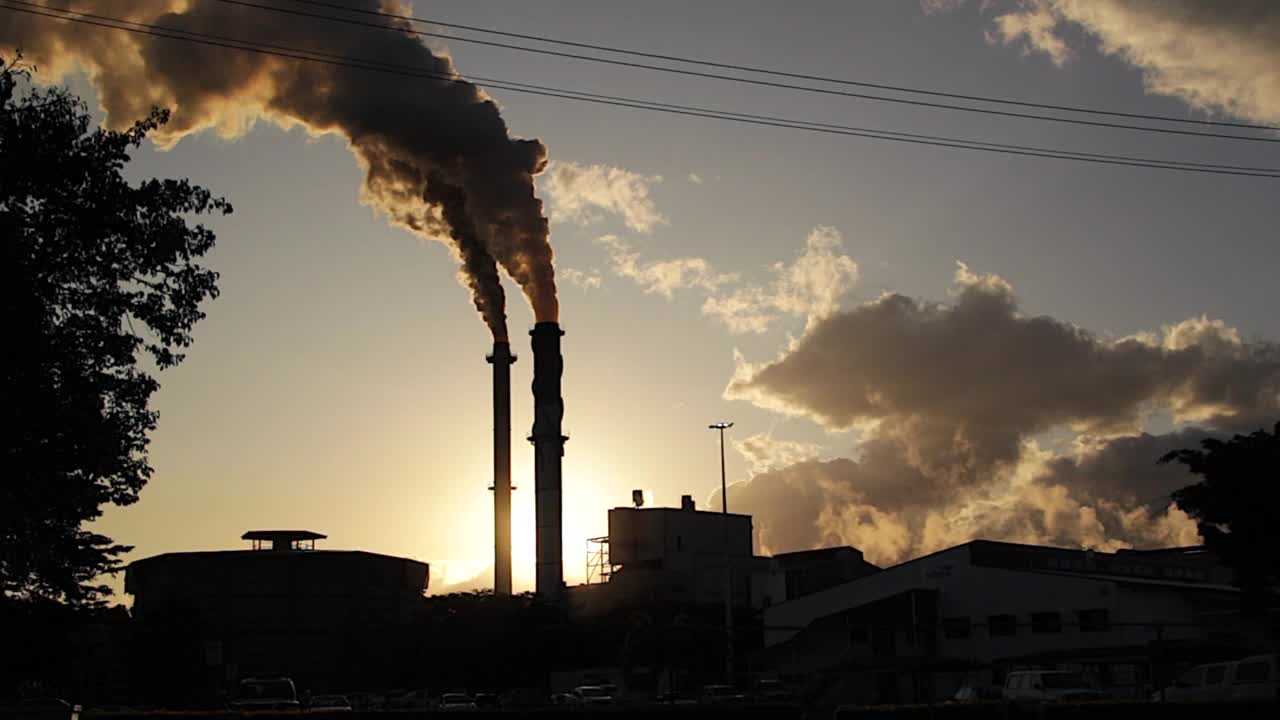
[7,0,1279,595]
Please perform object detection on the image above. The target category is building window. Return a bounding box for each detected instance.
[871,627,896,657]
[676,535,683,550]
[988,614,1016,637]
[1031,611,1062,634]
[942,617,971,639]
[849,625,869,645]
[1078,608,1110,632]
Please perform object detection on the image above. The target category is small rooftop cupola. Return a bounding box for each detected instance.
[241,530,327,551]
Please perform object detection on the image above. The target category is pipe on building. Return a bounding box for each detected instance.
[488,342,515,596]
[529,322,566,601]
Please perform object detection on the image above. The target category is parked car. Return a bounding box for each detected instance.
[437,693,476,711]
[1153,654,1278,703]
[308,695,352,712]
[654,692,698,706]
[572,685,614,706]
[231,676,301,711]
[951,685,1004,702]
[700,684,746,704]
[387,689,431,709]
[752,678,795,703]
[550,692,581,706]
[1156,662,1235,702]
[2,697,77,720]
[340,692,376,710]
[1228,654,1279,702]
[1003,671,1108,703]
[502,688,549,710]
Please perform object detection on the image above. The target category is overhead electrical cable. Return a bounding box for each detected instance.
[212,0,1280,145]
[278,0,1280,134]
[3,1,1278,179]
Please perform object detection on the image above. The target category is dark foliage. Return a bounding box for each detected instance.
[1,56,230,604]
[1162,422,1280,609]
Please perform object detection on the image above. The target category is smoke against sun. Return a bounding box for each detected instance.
[1,0,558,341]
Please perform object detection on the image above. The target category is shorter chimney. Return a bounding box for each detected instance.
[681,495,696,512]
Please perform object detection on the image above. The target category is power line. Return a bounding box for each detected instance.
[3,1,1278,179]
[280,0,1280,134]
[215,0,1280,145]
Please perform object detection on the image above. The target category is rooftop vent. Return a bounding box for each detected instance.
[242,530,326,551]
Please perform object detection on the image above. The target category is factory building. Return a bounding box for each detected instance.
[769,546,881,600]
[601,495,764,608]
[762,540,1250,704]
[125,530,428,700]
[575,496,879,615]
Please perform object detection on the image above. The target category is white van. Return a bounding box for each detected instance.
[1160,661,1234,702]
[1003,670,1108,703]
[1228,654,1279,702]
[1157,654,1279,703]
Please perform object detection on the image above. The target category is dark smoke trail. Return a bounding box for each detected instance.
[1,0,559,338]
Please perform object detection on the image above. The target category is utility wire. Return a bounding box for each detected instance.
[279,0,1280,134]
[215,0,1280,145]
[4,1,1279,179]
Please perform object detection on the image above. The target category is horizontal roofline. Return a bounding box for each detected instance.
[126,548,426,568]
[241,530,327,541]
[609,506,752,519]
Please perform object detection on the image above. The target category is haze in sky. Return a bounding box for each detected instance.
[5,0,1279,594]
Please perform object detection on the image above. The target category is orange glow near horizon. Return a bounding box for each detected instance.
[430,450,626,593]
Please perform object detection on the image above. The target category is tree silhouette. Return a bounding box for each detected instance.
[1,56,230,604]
[1162,422,1280,611]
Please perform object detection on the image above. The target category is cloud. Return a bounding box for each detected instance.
[724,263,1280,564]
[702,226,859,334]
[730,262,1280,435]
[594,226,859,334]
[733,432,824,475]
[978,0,1280,124]
[542,161,665,233]
[560,268,604,290]
[596,235,737,298]
[688,173,704,184]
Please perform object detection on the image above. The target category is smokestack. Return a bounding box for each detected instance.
[487,342,516,596]
[529,322,566,601]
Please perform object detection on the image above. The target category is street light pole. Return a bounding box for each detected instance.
[709,421,734,685]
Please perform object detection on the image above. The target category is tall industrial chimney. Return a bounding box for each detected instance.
[529,322,566,601]
[487,342,515,596]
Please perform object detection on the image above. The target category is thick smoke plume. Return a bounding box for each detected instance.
[726,264,1280,564]
[2,0,558,340]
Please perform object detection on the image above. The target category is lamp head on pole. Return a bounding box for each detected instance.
[709,422,734,430]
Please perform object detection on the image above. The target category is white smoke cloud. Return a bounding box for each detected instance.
[957,0,1280,124]
[733,432,825,475]
[594,226,860,334]
[725,263,1280,564]
[703,226,859,334]
[688,173,704,184]
[543,161,665,233]
[559,268,604,291]
[596,235,737,298]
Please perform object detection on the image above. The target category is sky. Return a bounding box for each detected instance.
[5,0,1280,595]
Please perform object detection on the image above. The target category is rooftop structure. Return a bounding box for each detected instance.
[241,529,327,551]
